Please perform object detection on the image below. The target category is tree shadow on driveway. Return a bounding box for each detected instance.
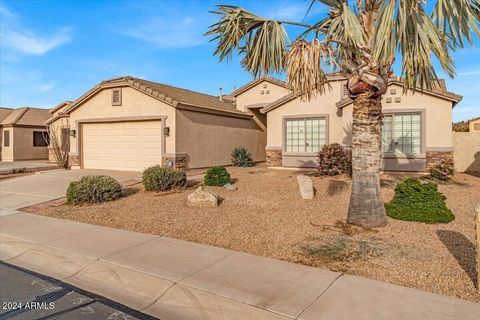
[436,230,477,286]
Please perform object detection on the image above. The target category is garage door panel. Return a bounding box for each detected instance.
[82,121,163,171]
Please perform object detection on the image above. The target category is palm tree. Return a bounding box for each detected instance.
[206,0,479,227]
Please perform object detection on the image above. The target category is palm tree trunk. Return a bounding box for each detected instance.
[347,94,387,227]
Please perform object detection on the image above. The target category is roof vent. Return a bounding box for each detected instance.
[112,88,122,106]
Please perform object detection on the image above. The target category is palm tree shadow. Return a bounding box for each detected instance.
[436,230,477,286]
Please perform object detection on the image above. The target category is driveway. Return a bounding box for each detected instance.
[0,160,57,172]
[0,169,141,212]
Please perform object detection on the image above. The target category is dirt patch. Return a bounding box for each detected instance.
[36,166,480,302]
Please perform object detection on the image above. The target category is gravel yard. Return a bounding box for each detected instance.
[36,166,480,302]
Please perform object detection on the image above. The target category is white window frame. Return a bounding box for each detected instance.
[382,111,424,156]
[283,115,328,154]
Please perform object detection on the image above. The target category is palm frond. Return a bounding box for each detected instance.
[286,39,337,100]
[206,5,289,76]
[397,0,455,90]
[432,0,480,48]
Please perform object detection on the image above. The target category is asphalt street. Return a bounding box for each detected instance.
[0,261,156,320]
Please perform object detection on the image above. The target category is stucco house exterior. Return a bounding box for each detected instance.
[1,107,51,162]
[45,76,266,171]
[251,75,462,171]
[468,116,480,132]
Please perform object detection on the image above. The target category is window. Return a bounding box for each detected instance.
[3,130,10,147]
[112,88,122,106]
[33,131,49,147]
[285,118,326,152]
[61,128,70,151]
[474,123,480,131]
[383,113,421,154]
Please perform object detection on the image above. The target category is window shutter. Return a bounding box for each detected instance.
[112,88,122,106]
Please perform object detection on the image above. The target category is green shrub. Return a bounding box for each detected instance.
[67,175,122,205]
[385,177,454,224]
[317,143,352,176]
[231,147,254,167]
[11,167,27,174]
[204,166,230,186]
[142,165,187,191]
[429,158,454,181]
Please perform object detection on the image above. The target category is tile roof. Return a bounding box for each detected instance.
[0,107,14,124]
[129,77,244,115]
[1,107,51,126]
[64,76,250,118]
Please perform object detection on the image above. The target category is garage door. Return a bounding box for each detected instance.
[82,121,163,171]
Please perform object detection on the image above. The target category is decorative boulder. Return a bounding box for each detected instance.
[187,186,219,207]
[223,183,238,191]
[297,175,314,200]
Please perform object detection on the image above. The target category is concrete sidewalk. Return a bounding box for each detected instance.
[1,212,478,320]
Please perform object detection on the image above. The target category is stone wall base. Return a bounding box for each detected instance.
[162,153,189,170]
[426,150,454,170]
[69,154,80,167]
[266,147,282,167]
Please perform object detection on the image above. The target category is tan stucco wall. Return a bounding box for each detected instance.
[0,127,48,161]
[266,80,346,148]
[175,109,266,168]
[453,132,480,172]
[342,83,453,150]
[68,86,176,158]
[235,80,288,112]
[265,81,454,169]
[470,119,480,132]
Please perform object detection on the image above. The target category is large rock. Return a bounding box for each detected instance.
[223,183,237,191]
[297,175,314,200]
[187,186,219,207]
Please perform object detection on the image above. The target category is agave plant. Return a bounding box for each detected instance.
[231,147,254,167]
[206,0,479,227]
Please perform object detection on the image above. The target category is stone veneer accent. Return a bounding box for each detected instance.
[48,148,57,163]
[162,153,189,169]
[266,147,282,167]
[426,150,454,170]
[69,154,80,167]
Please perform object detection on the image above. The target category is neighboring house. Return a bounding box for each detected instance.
[0,107,14,160]
[252,75,461,171]
[45,76,266,171]
[1,107,51,162]
[468,116,480,132]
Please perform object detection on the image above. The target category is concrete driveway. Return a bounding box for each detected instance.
[0,160,56,172]
[0,169,141,211]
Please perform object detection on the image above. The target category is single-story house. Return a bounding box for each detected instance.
[45,76,266,171]
[250,75,462,171]
[468,116,480,132]
[1,107,51,162]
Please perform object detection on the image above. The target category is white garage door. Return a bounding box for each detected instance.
[82,121,163,171]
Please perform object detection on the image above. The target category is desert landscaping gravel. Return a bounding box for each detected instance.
[37,166,480,302]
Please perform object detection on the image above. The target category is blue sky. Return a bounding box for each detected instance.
[0,0,478,121]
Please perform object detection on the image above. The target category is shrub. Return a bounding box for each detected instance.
[317,143,352,176]
[429,158,455,181]
[142,165,187,191]
[11,167,27,174]
[231,147,254,167]
[385,177,454,224]
[67,175,122,205]
[204,166,230,186]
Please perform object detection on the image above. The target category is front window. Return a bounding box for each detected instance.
[285,117,326,152]
[383,113,421,154]
[33,131,49,147]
